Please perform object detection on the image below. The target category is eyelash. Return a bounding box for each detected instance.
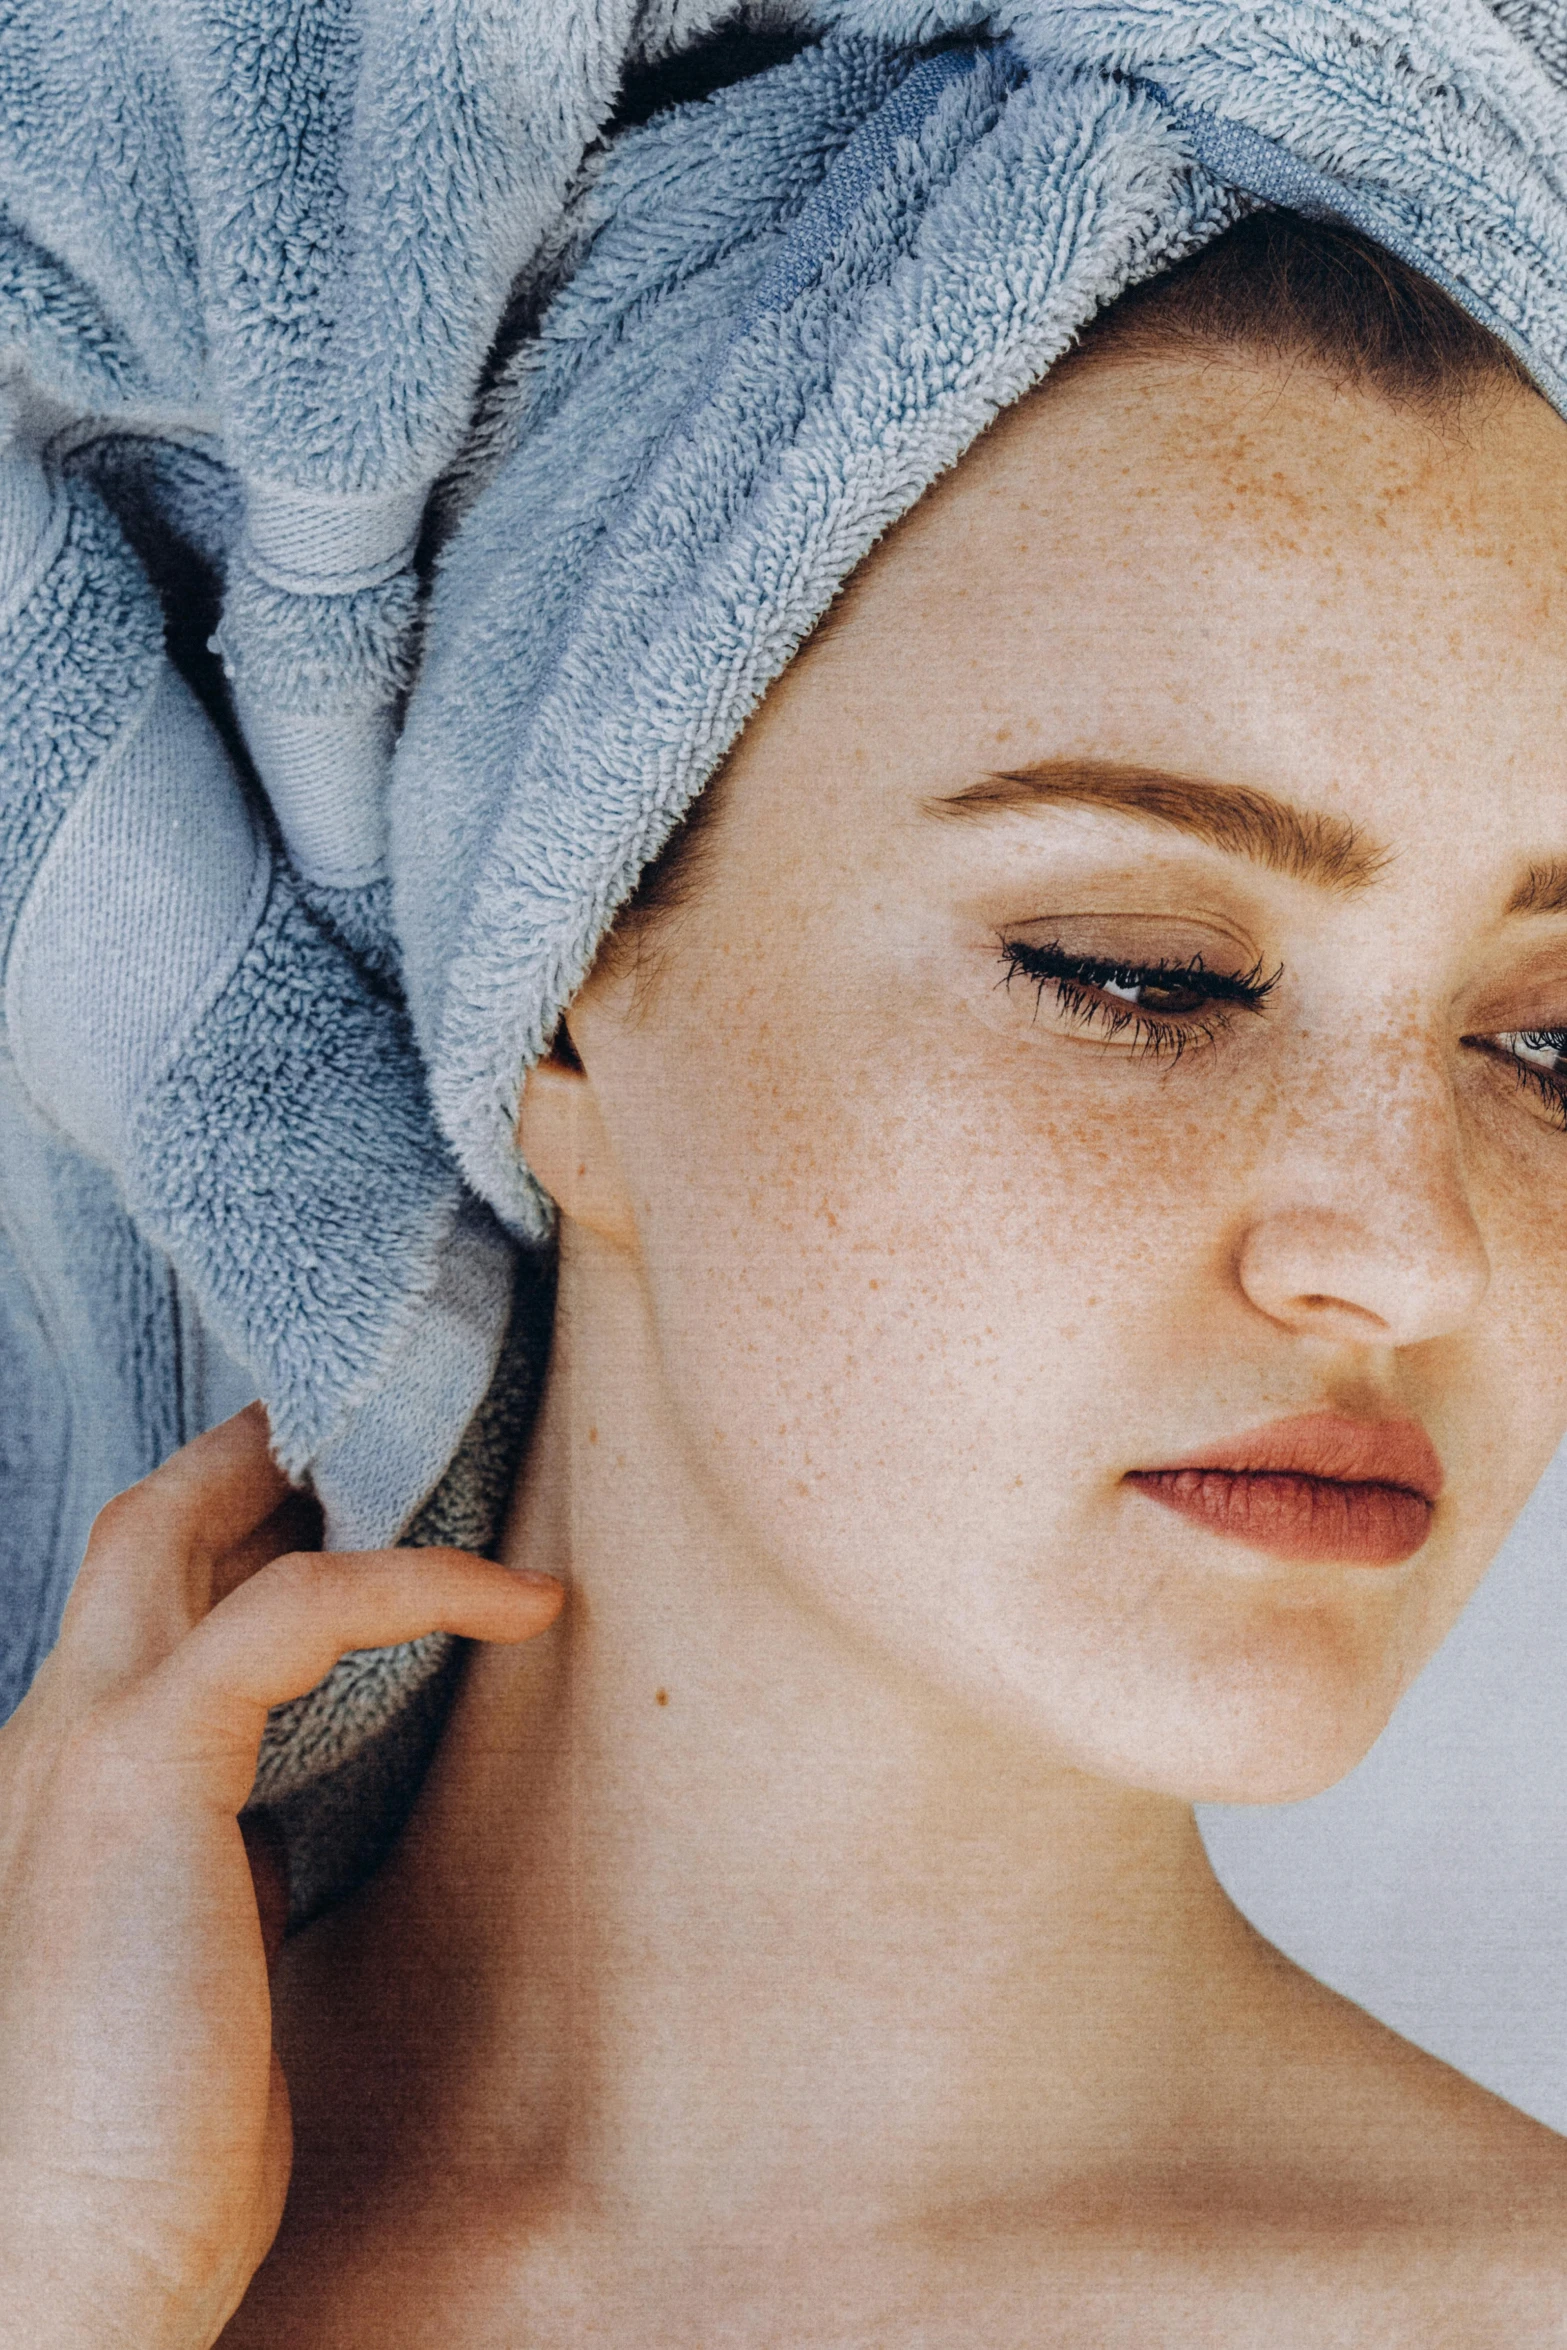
[1486,1033,1567,1133]
[993,951,1567,1133]
[997,939,1282,1060]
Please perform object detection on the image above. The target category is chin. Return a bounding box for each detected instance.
[1019,1600,1417,1807]
[1172,1710,1396,1808]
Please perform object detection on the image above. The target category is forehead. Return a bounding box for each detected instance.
[856,346,1564,611]
[732,351,1567,862]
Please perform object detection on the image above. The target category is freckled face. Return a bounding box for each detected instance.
[569,353,1567,1801]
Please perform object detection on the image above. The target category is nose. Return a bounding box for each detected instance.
[1235,1073,1491,1349]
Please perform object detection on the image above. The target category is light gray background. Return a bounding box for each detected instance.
[1200,1439,1567,2132]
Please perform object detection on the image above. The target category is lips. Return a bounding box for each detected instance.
[1124,1413,1443,1568]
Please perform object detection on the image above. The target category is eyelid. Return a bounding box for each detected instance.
[1457,949,1567,1037]
[995,910,1265,971]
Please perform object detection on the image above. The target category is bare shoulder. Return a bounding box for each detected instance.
[1219,1940,1567,2338]
[972,2003,1567,2350]
[1263,1939,1567,2174]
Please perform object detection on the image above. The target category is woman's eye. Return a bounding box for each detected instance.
[996,938,1280,1058]
[1094,971,1216,1017]
[1499,1030,1567,1072]
[1483,1028,1567,1131]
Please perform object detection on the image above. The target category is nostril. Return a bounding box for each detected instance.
[1237,1199,1488,1348]
[1295,1294,1391,1331]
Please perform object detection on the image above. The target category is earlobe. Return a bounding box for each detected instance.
[516,1030,638,1252]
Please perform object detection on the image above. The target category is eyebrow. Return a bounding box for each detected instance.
[927,760,1387,894]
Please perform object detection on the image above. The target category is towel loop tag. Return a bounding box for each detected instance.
[243,480,427,595]
[230,481,430,888]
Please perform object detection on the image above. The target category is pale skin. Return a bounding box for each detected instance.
[7,339,1567,2347]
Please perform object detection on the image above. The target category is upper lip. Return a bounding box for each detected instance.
[1134,1413,1445,1506]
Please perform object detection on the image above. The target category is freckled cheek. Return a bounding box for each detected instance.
[633,996,1247,1509]
[1451,1265,1567,1536]
[1452,1105,1567,1493]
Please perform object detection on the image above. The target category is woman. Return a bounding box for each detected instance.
[5,14,1567,2344]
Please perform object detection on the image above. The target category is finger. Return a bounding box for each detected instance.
[137,1549,564,1807]
[94,1404,294,1566]
[65,1406,297,1673]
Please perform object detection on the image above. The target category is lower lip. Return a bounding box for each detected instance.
[1124,1468,1433,1566]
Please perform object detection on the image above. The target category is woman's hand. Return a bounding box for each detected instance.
[0,1405,563,2350]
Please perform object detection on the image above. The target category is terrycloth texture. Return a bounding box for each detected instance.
[0,410,516,1555]
[5,2,1567,1826]
[0,1048,188,1721]
[0,3,775,1568]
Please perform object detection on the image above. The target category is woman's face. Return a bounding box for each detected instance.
[567,347,1567,1803]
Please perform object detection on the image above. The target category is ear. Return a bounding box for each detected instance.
[516,1024,638,1253]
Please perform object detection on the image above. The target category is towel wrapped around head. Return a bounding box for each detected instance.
[3,1,1566,1854]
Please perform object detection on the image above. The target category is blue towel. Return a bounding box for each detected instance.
[4,3,1566,1837]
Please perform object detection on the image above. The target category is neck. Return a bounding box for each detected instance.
[312,1230,1265,2242]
